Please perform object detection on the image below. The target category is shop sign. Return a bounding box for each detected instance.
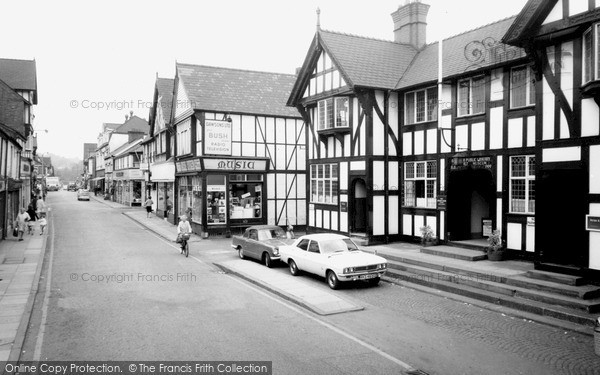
[204,158,268,172]
[527,217,535,226]
[205,119,232,156]
[482,219,493,237]
[451,156,492,171]
[586,215,600,232]
[176,158,202,173]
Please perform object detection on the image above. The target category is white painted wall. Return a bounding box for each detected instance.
[589,203,600,270]
[490,107,503,149]
[507,222,522,250]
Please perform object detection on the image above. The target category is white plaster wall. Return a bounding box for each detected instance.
[389,196,399,235]
[340,162,349,190]
[389,162,399,190]
[507,222,522,250]
[268,200,276,226]
[350,161,366,171]
[490,107,503,149]
[496,156,503,192]
[373,161,385,190]
[373,91,385,156]
[426,216,438,238]
[508,117,523,148]
[456,125,468,151]
[560,111,570,139]
[471,122,485,151]
[527,116,536,147]
[543,77,555,140]
[526,224,535,252]
[403,133,413,156]
[440,158,446,191]
[413,215,425,239]
[373,196,385,235]
[331,211,338,232]
[323,210,330,230]
[340,195,348,232]
[316,209,322,228]
[439,211,445,240]
[569,0,588,17]
[543,0,563,25]
[403,214,412,235]
[590,145,600,194]
[542,146,581,162]
[590,203,600,270]
[427,128,437,154]
[490,68,504,101]
[496,199,503,231]
[582,98,600,137]
[414,130,424,155]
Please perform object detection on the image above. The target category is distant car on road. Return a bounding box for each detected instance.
[231,225,294,268]
[77,189,90,201]
[68,183,77,192]
[278,233,387,289]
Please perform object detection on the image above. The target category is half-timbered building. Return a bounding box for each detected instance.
[170,63,306,237]
[503,0,600,279]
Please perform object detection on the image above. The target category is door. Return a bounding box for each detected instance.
[352,179,367,233]
[537,168,587,267]
[447,168,495,240]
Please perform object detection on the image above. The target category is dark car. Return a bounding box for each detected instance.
[231,225,294,268]
[67,183,77,192]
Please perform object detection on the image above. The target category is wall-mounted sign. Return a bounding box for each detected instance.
[204,119,232,156]
[437,194,447,211]
[204,158,268,172]
[451,156,493,171]
[482,219,493,237]
[527,217,535,226]
[586,215,600,232]
[176,158,202,173]
[340,202,348,212]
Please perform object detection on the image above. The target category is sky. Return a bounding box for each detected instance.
[1,0,528,160]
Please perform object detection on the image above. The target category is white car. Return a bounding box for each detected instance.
[278,233,387,289]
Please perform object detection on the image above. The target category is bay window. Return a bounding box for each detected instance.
[310,164,338,204]
[510,156,535,214]
[457,76,485,116]
[583,24,600,84]
[317,97,349,130]
[404,161,436,208]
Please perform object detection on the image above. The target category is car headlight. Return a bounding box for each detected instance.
[343,267,355,274]
[377,263,387,270]
[273,247,279,256]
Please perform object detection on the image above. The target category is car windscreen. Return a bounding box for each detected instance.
[318,238,359,254]
[258,228,286,241]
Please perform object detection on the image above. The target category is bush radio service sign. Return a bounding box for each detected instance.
[205,119,232,155]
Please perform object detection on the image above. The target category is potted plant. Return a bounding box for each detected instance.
[486,230,506,261]
[420,225,437,246]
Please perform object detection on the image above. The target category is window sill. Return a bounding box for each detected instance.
[508,104,535,111]
[581,80,600,98]
[456,112,485,119]
[317,127,351,136]
[310,201,339,206]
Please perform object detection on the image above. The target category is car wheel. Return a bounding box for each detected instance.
[327,271,340,290]
[368,277,381,286]
[263,253,273,268]
[238,247,245,260]
[288,260,299,276]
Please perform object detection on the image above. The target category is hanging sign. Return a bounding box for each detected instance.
[586,215,600,232]
[204,119,232,156]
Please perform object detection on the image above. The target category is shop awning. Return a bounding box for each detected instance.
[89,177,105,181]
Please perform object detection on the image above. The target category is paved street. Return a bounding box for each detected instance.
[14,191,600,375]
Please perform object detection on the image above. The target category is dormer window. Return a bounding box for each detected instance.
[583,24,600,84]
[317,97,349,130]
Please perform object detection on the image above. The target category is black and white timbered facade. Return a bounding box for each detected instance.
[290,0,600,280]
[170,63,306,236]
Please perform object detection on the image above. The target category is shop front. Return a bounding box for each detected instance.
[151,160,175,222]
[175,157,269,237]
[113,169,144,206]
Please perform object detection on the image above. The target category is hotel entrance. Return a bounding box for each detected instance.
[447,157,495,241]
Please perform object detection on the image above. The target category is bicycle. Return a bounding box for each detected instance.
[179,233,191,257]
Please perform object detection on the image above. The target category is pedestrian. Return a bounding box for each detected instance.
[38,214,47,235]
[36,196,47,218]
[26,204,37,235]
[144,196,154,218]
[15,208,30,241]
[166,196,173,214]
[176,215,192,254]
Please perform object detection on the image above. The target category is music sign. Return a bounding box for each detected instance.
[204,119,232,156]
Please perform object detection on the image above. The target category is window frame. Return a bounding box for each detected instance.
[509,155,535,214]
[317,97,349,130]
[404,86,438,125]
[583,24,600,84]
[510,65,536,109]
[457,76,486,117]
[404,161,437,209]
[310,163,339,205]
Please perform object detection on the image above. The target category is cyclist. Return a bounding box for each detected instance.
[177,215,192,254]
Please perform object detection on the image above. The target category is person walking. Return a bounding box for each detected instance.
[15,208,30,241]
[36,196,47,218]
[144,196,154,218]
[26,204,37,235]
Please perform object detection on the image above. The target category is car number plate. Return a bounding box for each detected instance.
[359,274,376,280]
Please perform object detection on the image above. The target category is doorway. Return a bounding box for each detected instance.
[537,168,586,267]
[447,168,495,241]
[352,179,367,233]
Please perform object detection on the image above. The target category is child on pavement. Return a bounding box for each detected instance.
[38,214,47,235]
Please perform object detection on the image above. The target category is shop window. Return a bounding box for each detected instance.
[510,155,535,214]
[317,97,349,130]
[192,176,202,224]
[405,87,438,125]
[583,24,600,84]
[404,161,436,208]
[510,65,535,108]
[457,76,485,116]
[206,175,227,225]
[178,176,194,221]
[229,174,263,220]
[310,164,338,204]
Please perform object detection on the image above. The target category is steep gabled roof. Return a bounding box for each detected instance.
[319,30,417,89]
[0,58,38,104]
[111,138,144,158]
[0,122,25,143]
[503,0,557,46]
[156,77,174,126]
[0,78,27,137]
[176,63,300,118]
[397,16,526,90]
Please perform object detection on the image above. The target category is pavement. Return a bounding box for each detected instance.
[2,193,600,362]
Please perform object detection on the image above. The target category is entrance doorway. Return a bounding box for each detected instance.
[537,168,586,267]
[352,179,367,233]
[448,168,495,241]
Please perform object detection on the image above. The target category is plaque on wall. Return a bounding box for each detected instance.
[451,156,493,171]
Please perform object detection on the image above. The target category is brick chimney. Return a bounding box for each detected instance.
[391,0,430,49]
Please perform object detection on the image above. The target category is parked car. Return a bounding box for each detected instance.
[278,233,387,289]
[67,183,77,192]
[231,225,295,268]
[77,189,90,201]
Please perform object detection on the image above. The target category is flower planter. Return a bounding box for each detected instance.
[487,248,506,261]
